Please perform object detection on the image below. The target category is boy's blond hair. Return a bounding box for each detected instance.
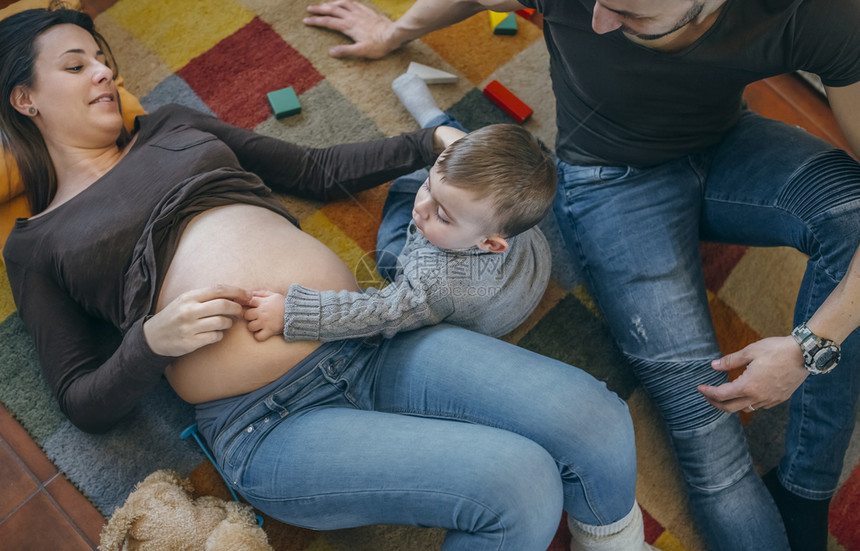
[436,124,556,237]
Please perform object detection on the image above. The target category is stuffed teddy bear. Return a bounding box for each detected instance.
[98,469,274,551]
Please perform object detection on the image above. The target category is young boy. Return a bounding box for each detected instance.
[243,75,556,341]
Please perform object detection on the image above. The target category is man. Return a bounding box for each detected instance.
[303,1,860,549]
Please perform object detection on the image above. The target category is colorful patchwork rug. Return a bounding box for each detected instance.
[1,0,859,549]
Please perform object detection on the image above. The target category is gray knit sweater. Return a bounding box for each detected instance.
[283,221,551,340]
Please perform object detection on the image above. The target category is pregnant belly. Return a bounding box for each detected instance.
[159,204,361,403]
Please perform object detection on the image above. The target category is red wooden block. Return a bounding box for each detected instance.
[516,8,536,19]
[483,80,533,123]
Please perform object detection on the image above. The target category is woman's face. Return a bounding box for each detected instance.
[24,24,122,149]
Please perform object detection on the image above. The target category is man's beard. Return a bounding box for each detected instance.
[623,1,705,40]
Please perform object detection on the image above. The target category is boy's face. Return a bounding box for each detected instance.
[412,164,500,251]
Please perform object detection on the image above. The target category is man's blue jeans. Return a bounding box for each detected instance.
[205,325,637,551]
[554,109,860,550]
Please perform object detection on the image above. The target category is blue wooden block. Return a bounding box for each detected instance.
[267,86,301,118]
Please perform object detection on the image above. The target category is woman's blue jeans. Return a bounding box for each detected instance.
[205,324,636,551]
[553,109,860,550]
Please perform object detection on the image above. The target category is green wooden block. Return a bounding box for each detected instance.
[493,12,517,35]
[267,86,301,118]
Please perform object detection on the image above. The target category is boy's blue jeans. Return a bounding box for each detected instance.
[206,325,636,551]
[376,114,468,280]
[554,109,860,550]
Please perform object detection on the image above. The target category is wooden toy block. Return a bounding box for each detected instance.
[488,10,508,27]
[267,86,301,118]
[515,8,536,19]
[483,80,532,123]
[406,61,458,84]
[489,11,517,35]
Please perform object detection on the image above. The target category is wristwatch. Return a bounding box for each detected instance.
[791,323,841,375]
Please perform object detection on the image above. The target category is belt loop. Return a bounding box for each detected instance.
[263,394,288,418]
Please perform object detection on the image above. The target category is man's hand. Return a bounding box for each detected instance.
[304,0,401,59]
[698,336,809,413]
[144,285,251,357]
[244,290,287,342]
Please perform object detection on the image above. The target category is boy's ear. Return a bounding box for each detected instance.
[477,235,509,253]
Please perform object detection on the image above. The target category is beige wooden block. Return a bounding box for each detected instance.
[407,61,458,84]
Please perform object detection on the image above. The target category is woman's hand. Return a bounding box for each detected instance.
[433,126,467,154]
[144,285,251,357]
[697,336,809,412]
[304,0,401,59]
[244,290,287,342]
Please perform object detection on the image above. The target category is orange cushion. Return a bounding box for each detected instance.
[0,196,30,246]
[0,0,146,246]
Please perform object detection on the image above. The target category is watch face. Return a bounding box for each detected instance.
[808,345,841,374]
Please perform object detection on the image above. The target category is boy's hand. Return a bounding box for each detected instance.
[244,290,287,342]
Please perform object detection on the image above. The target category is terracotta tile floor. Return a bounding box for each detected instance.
[0,403,104,551]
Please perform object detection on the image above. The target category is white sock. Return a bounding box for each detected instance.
[392,73,445,128]
[568,502,655,551]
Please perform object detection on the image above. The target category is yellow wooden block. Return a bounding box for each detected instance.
[106,0,254,71]
[420,12,542,85]
[489,10,509,27]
